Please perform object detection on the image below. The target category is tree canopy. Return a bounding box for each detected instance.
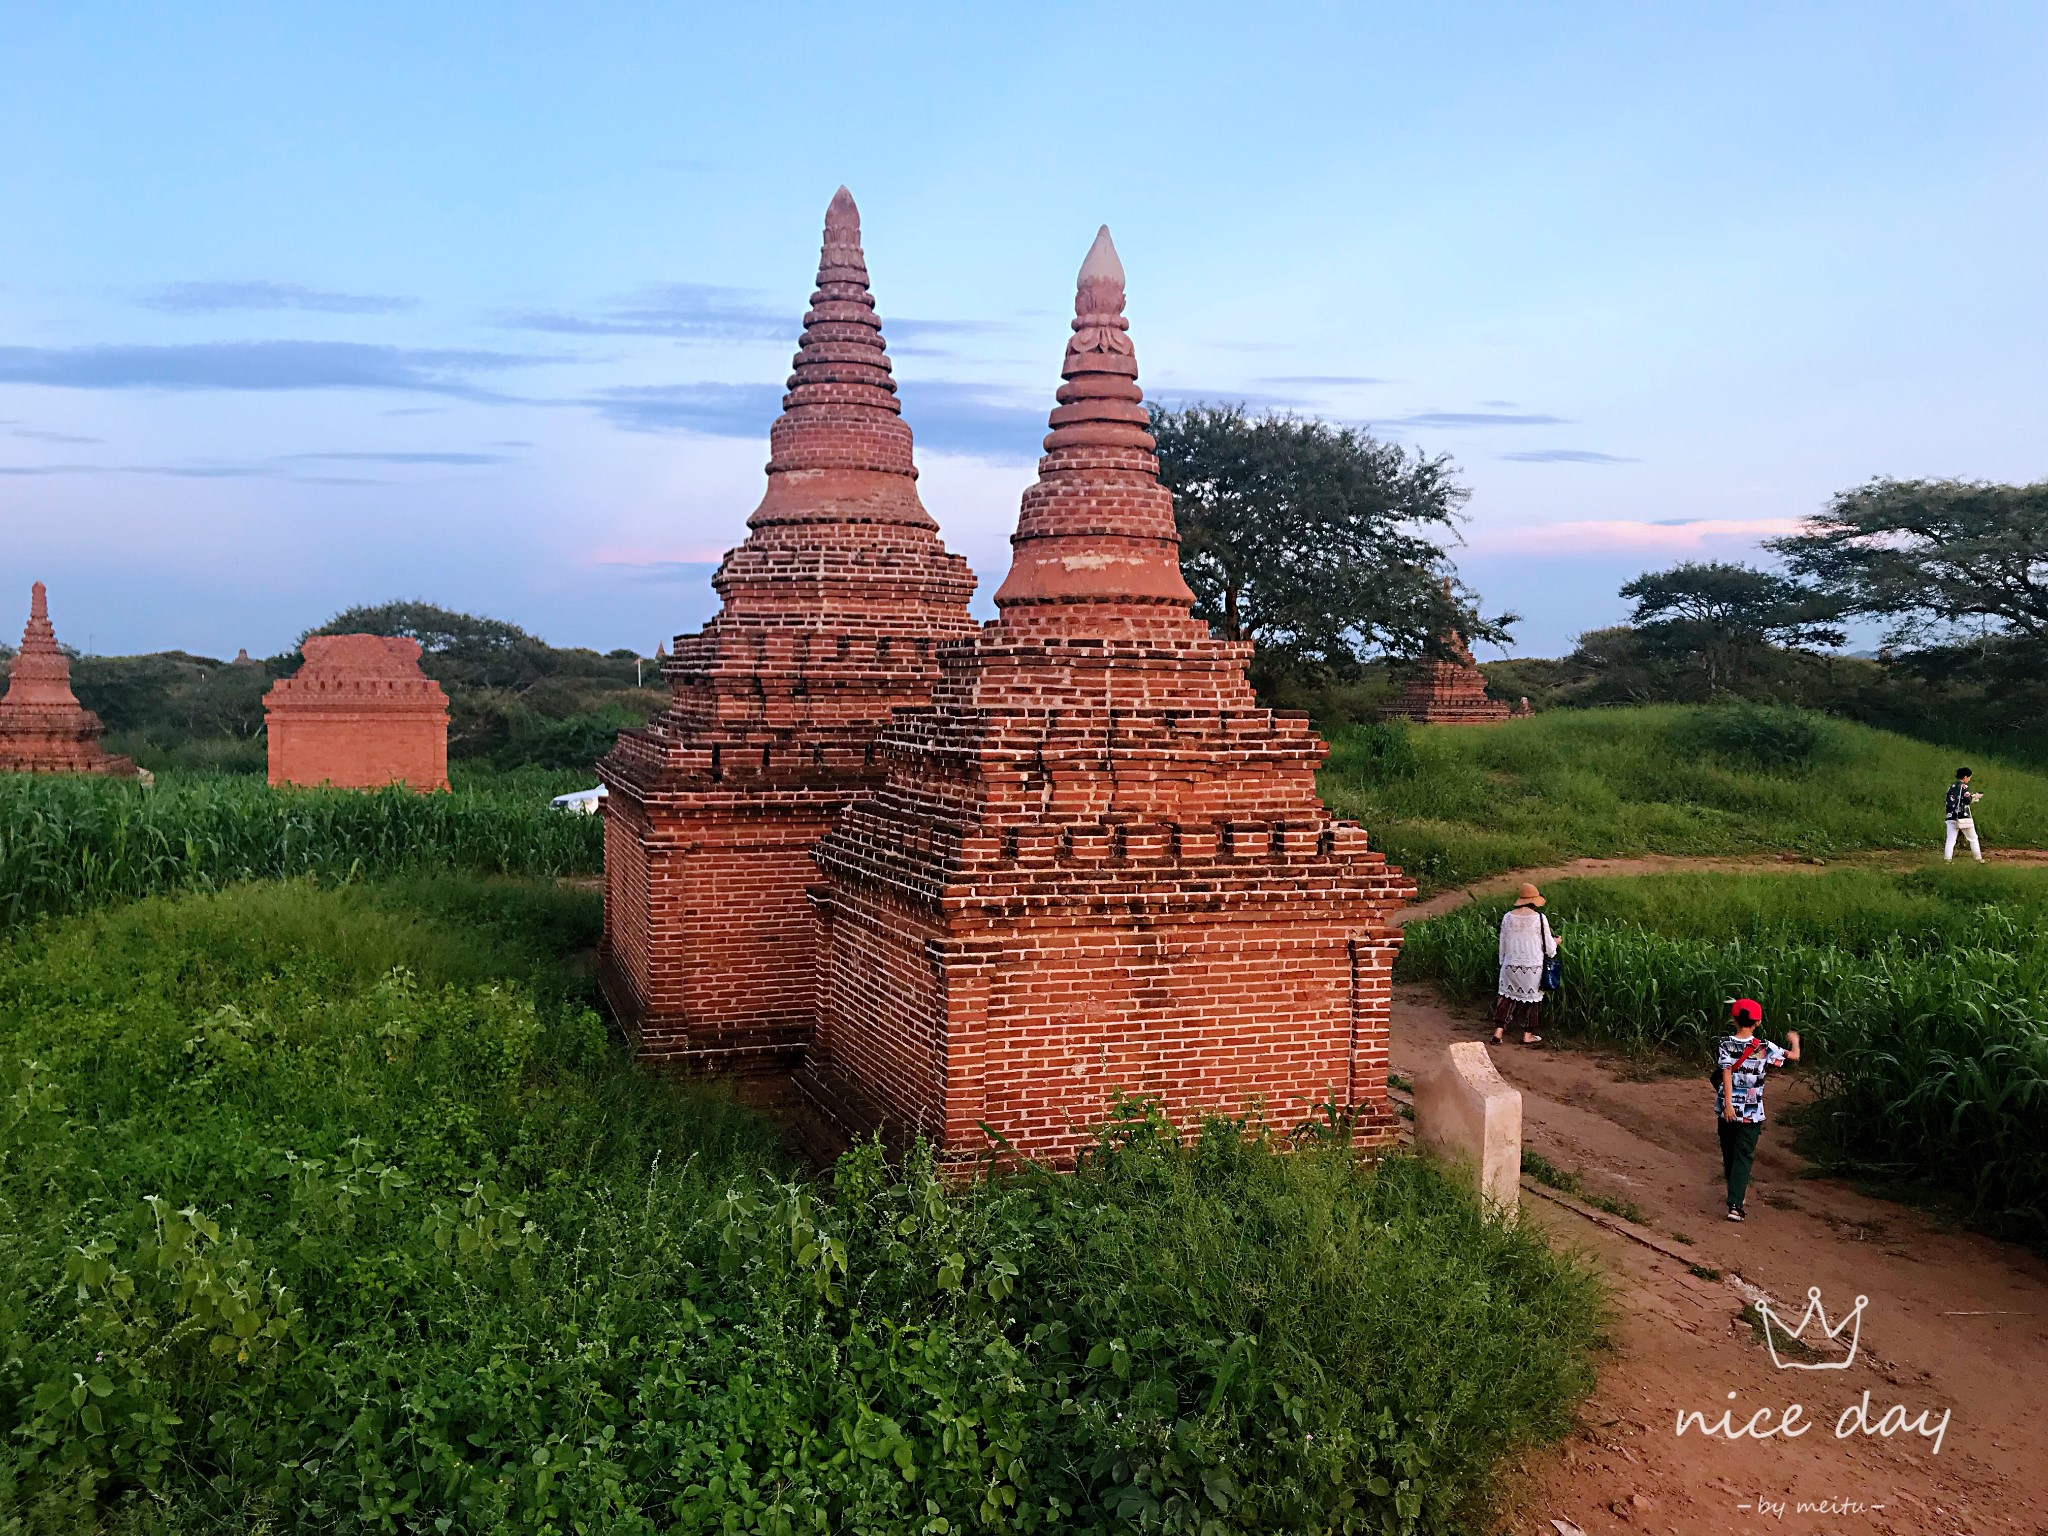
[1768,477,2048,649]
[1150,404,1508,680]
[1619,560,1844,693]
[306,601,557,692]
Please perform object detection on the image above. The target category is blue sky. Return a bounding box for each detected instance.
[4,3,2044,659]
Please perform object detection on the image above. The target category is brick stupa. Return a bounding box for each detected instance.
[264,634,450,790]
[597,188,977,1067]
[1392,602,1509,725]
[808,228,1414,1164]
[0,583,138,777]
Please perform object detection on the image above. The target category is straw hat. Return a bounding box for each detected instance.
[1514,883,1546,907]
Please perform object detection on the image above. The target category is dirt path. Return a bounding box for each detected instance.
[1391,856,2048,1535]
[1398,847,2048,926]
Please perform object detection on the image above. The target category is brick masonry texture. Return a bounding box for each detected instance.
[263,634,450,790]
[810,228,1413,1166]
[0,582,139,777]
[596,188,977,1069]
[1393,603,1510,725]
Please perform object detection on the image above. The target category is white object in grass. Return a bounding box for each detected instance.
[549,786,607,815]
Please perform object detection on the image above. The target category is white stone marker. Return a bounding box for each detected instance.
[1413,1041,1522,1216]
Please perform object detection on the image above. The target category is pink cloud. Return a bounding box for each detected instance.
[1471,516,1807,555]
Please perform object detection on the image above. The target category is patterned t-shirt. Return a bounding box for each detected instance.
[1714,1035,1789,1123]
[1946,781,1977,820]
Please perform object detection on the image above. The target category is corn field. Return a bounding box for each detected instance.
[0,772,601,930]
[1401,882,2048,1240]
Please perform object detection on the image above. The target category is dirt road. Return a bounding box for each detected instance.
[1392,974,2048,1535]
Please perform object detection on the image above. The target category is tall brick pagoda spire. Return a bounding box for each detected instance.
[597,187,977,1066]
[809,229,1413,1165]
[0,582,138,777]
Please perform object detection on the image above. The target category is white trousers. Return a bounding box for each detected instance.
[1944,817,1981,860]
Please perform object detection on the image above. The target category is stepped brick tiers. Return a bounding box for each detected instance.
[1392,617,1509,725]
[0,583,138,777]
[263,635,450,790]
[808,229,1414,1166]
[596,188,977,1069]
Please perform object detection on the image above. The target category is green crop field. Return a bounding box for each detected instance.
[0,875,1599,1534]
[0,769,601,931]
[1400,864,2048,1241]
[1319,705,2048,893]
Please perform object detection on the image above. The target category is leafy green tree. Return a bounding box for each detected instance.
[1150,404,1510,684]
[1619,561,1843,693]
[306,600,558,691]
[1769,478,2048,648]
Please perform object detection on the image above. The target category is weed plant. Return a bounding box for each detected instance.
[0,772,599,931]
[1320,706,2048,892]
[1401,866,2048,1240]
[0,878,1599,1535]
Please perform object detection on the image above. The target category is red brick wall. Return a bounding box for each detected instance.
[267,710,449,791]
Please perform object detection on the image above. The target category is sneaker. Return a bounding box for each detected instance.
[1726,1207,1745,1222]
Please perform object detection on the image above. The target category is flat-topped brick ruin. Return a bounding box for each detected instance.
[264,634,450,790]
[597,189,977,1068]
[0,582,139,777]
[1393,617,1509,725]
[807,229,1413,1165]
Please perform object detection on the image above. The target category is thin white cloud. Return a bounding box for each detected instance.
[1471,517,1808,554]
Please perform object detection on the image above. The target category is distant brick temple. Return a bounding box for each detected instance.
[0,582,139,777]
[597,189,977,1067]
[808,229,1413,1165]
[264,634,450,790]
[1392,615,1509,725]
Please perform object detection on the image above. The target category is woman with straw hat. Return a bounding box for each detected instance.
[1493,882,1557,1046]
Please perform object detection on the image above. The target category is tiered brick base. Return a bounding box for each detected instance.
[810,229,1410,1165]
[597,188,975,1068]
[264,635,450,790]
[1393,656,1510,725]
[0,583,139,778]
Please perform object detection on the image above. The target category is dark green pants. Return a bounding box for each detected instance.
[1718,1119,1762,1210]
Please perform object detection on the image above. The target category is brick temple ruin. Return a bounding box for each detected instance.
[0,582,139,777]
[1392,610,1510,725]
[804,228,1413,1163]
[596,188,977,1066]
[263,634,450,790]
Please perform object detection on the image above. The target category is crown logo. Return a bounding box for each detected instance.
[1758,1286,1867,1370]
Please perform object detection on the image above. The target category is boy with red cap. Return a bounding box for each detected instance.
[1715,999,1801,1221]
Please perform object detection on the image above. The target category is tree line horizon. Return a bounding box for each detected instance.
[13,404,2043,768]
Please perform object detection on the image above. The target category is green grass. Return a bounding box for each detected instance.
[1318,705,2048,892]
[1403,866,2048,1242]
[0,770,600,932]
[0,877,1601,1535]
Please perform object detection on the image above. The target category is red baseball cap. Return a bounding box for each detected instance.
[1729,998,1763,1024]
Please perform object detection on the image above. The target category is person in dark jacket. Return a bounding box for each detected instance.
[1944,768,1983,862]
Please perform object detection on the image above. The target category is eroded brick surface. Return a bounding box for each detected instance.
[596,188,977,1068]
[0,582,139,777]
[811,228,1412,1165]
[264,634,450,790]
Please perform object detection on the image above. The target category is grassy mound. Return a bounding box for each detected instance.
[0,770,600,931]
[1400,865,2048,1241]
[0,877,1600,1535]
[1319,705,2048,892]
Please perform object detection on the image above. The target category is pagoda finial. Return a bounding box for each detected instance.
[990,226,1195,616]
[5,581,81,708]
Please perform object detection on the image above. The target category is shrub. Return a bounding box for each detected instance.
[1670,703,1828,771]
[0,879,1601,1534]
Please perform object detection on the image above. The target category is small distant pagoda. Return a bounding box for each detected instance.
[1393,604,1510,725]
[0,582,139,777]
[264,635,450,791]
